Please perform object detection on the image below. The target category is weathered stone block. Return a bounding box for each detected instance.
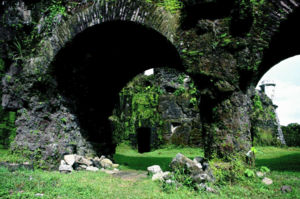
[59,164,73,172]
[147,165,163,174]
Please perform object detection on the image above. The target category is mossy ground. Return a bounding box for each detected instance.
[1,145,300,198]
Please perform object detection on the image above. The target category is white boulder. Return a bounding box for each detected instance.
[61,160,67,165]
[152,172,170,181]
[256,171,264,177]
[75,155,93,166]
[262,177,273,185]
[100,158,113,168]
[86,166,99,172]
[148,165,163,174]
[59,164,73,172]
[64,154,76,166]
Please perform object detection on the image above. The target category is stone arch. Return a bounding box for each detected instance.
[41,19,187,158]
[11,0,198,162]
[23,0,182,76]
[254,5,300,85]
[8,0,300,166]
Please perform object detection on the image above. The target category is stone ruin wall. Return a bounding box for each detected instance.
[0,0,298,169]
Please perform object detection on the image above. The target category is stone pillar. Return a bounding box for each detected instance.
[200,87,254,160]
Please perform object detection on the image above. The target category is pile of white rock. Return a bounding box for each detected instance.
[148,153,217,193]
[59,154,119,173]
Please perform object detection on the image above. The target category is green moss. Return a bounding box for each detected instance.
[0,59,5,73]
[253,93,263,112]
[253,127,276,146]
[0,59,18,149]
[110,75,165,146]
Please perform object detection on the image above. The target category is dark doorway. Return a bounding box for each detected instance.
[136,127,151,153]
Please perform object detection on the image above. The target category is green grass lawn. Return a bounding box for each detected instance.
[113,142,204,171]
[0,144,299,198]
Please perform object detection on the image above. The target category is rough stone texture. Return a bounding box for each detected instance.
[110,67,202,150]
[152,172,170,181]
[61,160,67,165]
[0,0,297,169]
[76,156,93,166]
[256,171,264,177]
[112,164,119,168]
[59,164,73,172]
[64,154,75,166]
[262,177,273,185]
[86,166,99,171]
[281,185,292,193]
[100,158,113,168]
[251,89,282,146]
[169,153,215,183]
[165,179,175,185]
[155,68,201,147]
[147,165,163,174]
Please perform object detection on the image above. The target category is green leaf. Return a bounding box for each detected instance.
[251,147,258,153]
[244,169,254,177]
[260,166,270,172]
[219,33,227,38]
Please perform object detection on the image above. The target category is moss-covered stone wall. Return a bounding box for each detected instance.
[0,58,18,149]
[281,123,300,147]
[250,89,281,146]
[109,67,202,150]
[0,0,299,169]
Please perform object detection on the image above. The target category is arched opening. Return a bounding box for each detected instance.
[136,127,151,153]
[254,55,300,147]
[45,20,185,157]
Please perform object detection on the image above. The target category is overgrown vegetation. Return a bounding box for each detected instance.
[109,68,201,150]
[109,74,165,148]
[281,123,300,147]
[0,145,299,198]
[251,91,280,147]
[0,59,18,149]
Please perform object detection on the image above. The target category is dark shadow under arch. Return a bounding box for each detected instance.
[43,20,185,155]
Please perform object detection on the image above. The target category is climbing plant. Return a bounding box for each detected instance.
[0,59,18,149]
[109,74,165,146]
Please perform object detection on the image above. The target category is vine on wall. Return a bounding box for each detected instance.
[109,74,165,147]
[0,59,18,149]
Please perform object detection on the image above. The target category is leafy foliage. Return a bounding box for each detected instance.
[109,75,164,146]
[0,59,18,149]
[244,168,255,177]
[253,93,263,112]
[173,85,185,96]
[155,0,184,14]
[281,123,300,147]
[260,166,270,172]
[42,0,67,33]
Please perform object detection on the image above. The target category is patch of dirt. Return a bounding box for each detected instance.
[105,170,148,182]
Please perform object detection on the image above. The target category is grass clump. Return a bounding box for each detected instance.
[0,145,299,198]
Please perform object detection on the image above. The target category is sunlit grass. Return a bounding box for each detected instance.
[0,145,300,198]
[113,142,204,171]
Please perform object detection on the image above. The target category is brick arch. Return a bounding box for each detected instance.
[254,1,300,84]
[24,0,181,75]
[10,0,300,164]
[244,0,300,85]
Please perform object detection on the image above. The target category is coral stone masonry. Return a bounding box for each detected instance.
[0,0,298,169]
